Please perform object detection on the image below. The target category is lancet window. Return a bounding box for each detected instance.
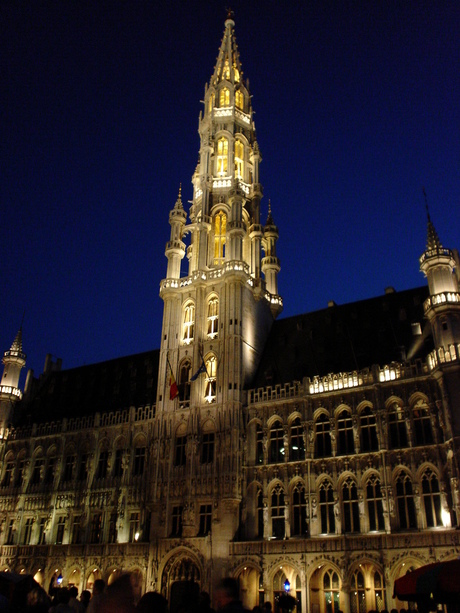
[395,472,417,529]
[337,409,354,455]
[292,482,308,536]
[257,489,264,537]
[235,90,243,110]
[256,424,264,464]
[214,212,226,263]
[204,355,217,403]
[421,468,442,527]
[323,570,340,613]
[216,138,228,176]
[178,359,191,402]
[319,480,335,534]
[290,417,305,461]
[360,406,378,452]
[207,297,219,339]
[234,140,244,179]
[269,420,284,463]
[350,571,365,613]
[208,92,215,114]
[342,477,360,533]
[315,414,332,458]
[388,403,408,449]
[219,87,230,106]
[270,483,285,539]
[182,302,195,344]
[366,474,385,531]
[412,400,434,446]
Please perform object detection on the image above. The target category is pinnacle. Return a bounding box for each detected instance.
[10,328,23,354]
[174,184,184,210]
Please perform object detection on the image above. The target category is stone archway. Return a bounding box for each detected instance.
[162,552,202,613]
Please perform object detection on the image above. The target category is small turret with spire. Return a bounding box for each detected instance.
[0,327,26,437]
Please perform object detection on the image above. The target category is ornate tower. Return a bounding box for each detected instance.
[154,13,282,573]
[0,328,26,437]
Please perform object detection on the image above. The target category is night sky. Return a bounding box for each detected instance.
[2,1,459,383]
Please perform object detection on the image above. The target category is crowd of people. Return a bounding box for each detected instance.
[1,573,271,613]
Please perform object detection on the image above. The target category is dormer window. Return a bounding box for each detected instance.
[217,138,228,176]
[235,90,243,110]
[219,88,230,107]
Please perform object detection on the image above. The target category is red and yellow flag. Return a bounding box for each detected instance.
[169,361,179,400]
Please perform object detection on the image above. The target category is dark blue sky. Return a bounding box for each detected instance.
[1,1,459,381]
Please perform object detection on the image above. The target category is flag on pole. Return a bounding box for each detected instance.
[191,358,207,381]
[167,358,179,400]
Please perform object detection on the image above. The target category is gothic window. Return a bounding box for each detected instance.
[290,417,305,461]
[129,512,140,541]
[30,458,43,485]
[337,409,354,455]
[15,458,26,487]
[216,137,228,175]
[395,472,417,529]
[388,404,408,449]
[292,482,308,536]
[319,480,335,534]
[412,400,434,446]
[208,92,215,114]
[233,63,240,82]
[342,477,360,533]
[77,454,88,482]
[113,449,124,478]
[133,446,146,476]
[174,435,187,467]
[198,504,212,535]
[219,87,230,106]
[63,454,75,482]
[257,489,264,537]
[182,302,195,344]
[271,484,285,539]
[421,469,442,527]
[45,457,56,484]
[108,512,117,543]
[96,450,108,479]
[234,140,244,179]
[214,212,227,262]
[6,519,15,545]
[204,355,217,403]
[171,506,183,537]
[315,415,332,458]
[2,461,14,486]
[235,90,243,110]
[56,516,66,544]
[178,360,191,402]
[201,433,215,464]
[350,571,365,613]
[207,297,219,339]
[360,407,378,452]
[269,420,284,463]
[323,570,340,613]
[38,517,47,544]
[22,518,34,545]
[223,60,230,81]
[72,516,82,544]
[373,571,386,612]
[366,475,385,531]
[256,424,264,464]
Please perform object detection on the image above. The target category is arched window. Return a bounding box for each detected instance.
[315,414,332,458]
[366,475,385,531]
[178,360,191,403]
[233,63,240,83]
[395,472,417,529]
[208,92,215,114]
[292,482,308,536]
[214,212,227,263]
[234,140,244,179]
[182,303,195,344]
[219,87,230,106]
[201,432,215,464]
[269,420,284,463]
[235,90,243,110]
[342,477,360,533]
[257,489,264,538]
[319,480,335,534]
[204,355,217,403]
[216,138,228,176]
[350,570,366,613]
[256,424,264,464]
[360,407,378,452]
[337,409,354,455]
[207,297,219,339]
[421,469,442,527]
[388,403,408,449]
[323,570,340,613]
[290,417,305,461]
[412,400,434,446]
[373,571,386,611]
[271,483,285,539]
[223,60,230,81]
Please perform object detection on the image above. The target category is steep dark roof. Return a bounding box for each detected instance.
[251,286,432,388]
[17,349,159,425]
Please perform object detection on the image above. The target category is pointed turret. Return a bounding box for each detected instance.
[262,201,282,314]
[165,185,187,280]
[0,328,26,437]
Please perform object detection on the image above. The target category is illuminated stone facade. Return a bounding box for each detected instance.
[1,14,460,613]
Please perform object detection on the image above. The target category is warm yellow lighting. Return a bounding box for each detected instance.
[217,137,228,175]
[219,88,230,106]
[134,532,140,541]
[441,508,451,527]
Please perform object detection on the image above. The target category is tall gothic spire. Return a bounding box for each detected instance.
[423,187,443,252]
[210,11,243,86]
